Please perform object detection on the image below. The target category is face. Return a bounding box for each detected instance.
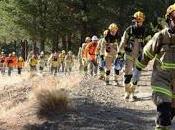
[135,19,143,27]
[110,29,117,36]
[86,39,91,43]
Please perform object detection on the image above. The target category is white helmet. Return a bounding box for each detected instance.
[40,51,44,55]
[91,35,98,41]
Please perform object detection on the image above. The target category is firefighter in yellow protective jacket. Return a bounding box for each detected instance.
[100,23,120,85]
[119,11,146,101]
[48,53,59,75]
[59,50,66,72]
[136,4,175,130]
[95,30,108,80]
[29,54,38,71]
[64,51,74,75]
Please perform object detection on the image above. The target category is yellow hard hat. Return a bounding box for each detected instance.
[133,11,145,22]
[108,23,118,31]
[165,3,175,19]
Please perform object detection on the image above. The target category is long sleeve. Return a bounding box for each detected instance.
[136,32,162,69]
[119,29,130,53]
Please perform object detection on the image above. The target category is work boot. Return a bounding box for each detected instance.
[129,84,137,102]
[113,75,120,86]
[106,80,110,85]
[124,83,131,100]
[105,76,110,85]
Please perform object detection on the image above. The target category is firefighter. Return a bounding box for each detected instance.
[78,47,83,71]
[0,52,6,75]
[17,56,24,75]
[119,11,146,101]
[81,37,91,75]
[5,53,14,76]
[29,54,38,72]
[85,35,98,76]
[95,30,108,80]
[48,53,59,76]
[64,51,74,75]
[59,50,66,72]
[11,52,17,69]
[136,4,175,130]
[100,23,120,85]
[38,51,46,73]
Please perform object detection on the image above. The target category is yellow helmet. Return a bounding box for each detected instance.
[133,11,145,22]
[108,23,118,31]
[165,3,175,19]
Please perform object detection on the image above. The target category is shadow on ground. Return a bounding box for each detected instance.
[23,97,156,130]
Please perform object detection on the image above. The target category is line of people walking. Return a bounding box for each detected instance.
[78,5,175,129]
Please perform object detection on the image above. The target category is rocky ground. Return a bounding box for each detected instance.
[0,65,174,130]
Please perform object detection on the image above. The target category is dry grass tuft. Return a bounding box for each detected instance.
[32,74,82,119]
[34,86,69,118]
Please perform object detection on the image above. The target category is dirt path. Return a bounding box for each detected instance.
[0,68,174,130]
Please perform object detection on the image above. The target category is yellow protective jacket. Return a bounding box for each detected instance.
[29,58,38,67]
[95,38,106,56]
[65,55,74,65]
[136,28,175,101]
[119,25,145,62]
[59,53,66,62]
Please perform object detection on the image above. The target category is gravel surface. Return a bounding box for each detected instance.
[0,66,174,130]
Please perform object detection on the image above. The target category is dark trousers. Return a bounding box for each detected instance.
[156,102,175,127]
[18,68,22,75]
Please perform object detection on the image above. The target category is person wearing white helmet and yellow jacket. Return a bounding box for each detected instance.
[99,23,120,85]
[119,11,146,101]
[136,4,175,130]
[59,50,66,72]
[38,51,46,73]
[64,51,74,75]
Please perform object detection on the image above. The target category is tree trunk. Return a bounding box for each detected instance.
[62,35,67,51]
[40,39,45,52]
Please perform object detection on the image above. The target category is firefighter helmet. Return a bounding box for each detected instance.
[108,23,118,31]
[133,11,145,22]
[165,3,175,20]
